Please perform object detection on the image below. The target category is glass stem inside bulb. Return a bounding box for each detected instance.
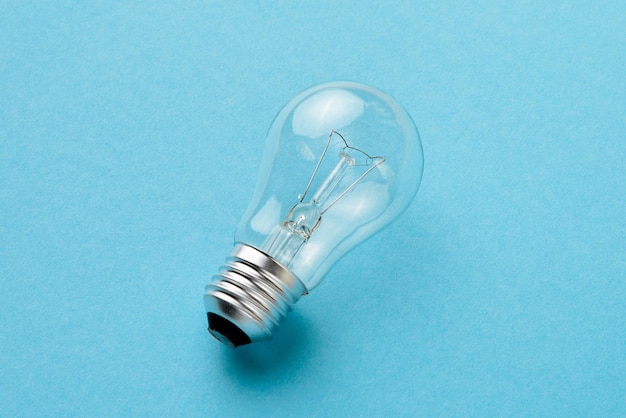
[310,152,355,205]
[261,152,357,267]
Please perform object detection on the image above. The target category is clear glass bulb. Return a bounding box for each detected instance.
[204,81,424,347]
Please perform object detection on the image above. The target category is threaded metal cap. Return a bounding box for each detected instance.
[203,244,307,347]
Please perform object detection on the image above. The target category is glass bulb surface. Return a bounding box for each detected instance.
[236,81,424,290]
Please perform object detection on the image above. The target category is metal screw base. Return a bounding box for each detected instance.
[203,244,306,347]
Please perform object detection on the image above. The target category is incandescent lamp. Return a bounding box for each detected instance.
[204,81,424,347]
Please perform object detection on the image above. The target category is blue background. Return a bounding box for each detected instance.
[1,1,625,416]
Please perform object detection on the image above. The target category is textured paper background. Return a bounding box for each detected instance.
[1,1,625,416]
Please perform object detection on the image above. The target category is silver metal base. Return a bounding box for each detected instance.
[203,244,306,347]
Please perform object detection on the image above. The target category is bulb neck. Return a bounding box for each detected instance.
[203,243,306,347]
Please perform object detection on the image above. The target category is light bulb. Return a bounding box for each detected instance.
[204,81,424,347]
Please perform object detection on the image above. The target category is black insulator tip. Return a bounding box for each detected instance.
[207,313,251,348]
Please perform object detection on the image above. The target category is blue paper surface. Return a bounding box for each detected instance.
[1,2,625,416]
